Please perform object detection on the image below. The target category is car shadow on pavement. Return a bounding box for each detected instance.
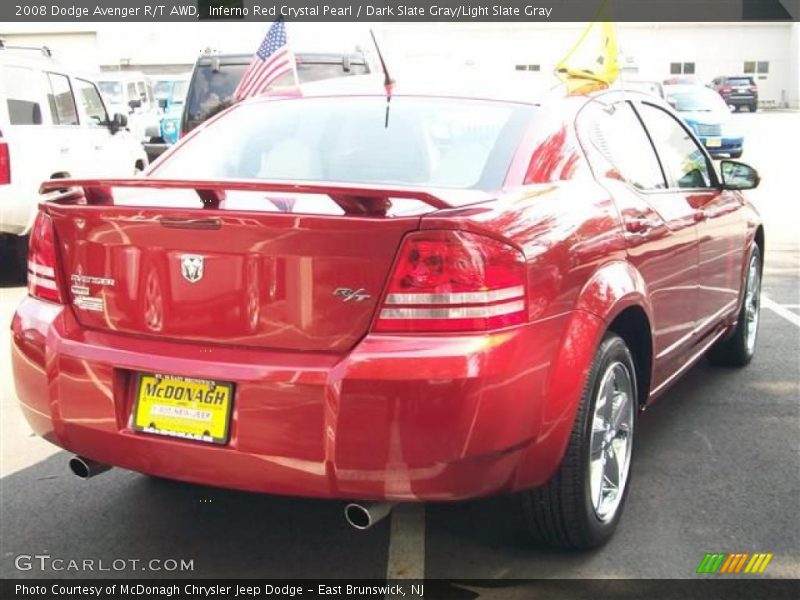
[425,307,800,578]
[0,452,390,578]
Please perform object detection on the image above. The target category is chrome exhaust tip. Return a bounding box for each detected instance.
[344,502,395,530]
[69,456,111,480]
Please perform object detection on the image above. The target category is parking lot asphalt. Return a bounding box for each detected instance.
[0,110,798,584]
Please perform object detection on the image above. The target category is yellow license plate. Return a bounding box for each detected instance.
[705,137,722,148]
[132,373,233,444]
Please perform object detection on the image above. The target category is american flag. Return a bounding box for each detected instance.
[233,20,296,101]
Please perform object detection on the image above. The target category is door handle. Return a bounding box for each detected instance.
[625,217,658,235]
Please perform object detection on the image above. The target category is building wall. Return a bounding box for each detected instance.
[380,22,799,107]
[2,22,798,107]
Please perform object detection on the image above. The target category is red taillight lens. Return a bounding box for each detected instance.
[720,86,733,93]
[0,141,10,185]
[28,212,63,303]
[374,230,527,333]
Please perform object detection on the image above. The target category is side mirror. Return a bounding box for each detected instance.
[128,98,142,110]
[109,112,127,134]
[720,160,760,191]
[158,98,169,110]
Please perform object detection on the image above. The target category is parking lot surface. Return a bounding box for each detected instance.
[1,110,798,582]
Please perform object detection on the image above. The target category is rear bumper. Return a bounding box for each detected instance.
[721,94,757,106]
[11,296,586,501]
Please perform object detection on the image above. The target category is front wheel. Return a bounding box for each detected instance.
[707,245,762,366]
[520,332,638,549]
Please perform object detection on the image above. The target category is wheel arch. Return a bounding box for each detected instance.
[607,306,653,407]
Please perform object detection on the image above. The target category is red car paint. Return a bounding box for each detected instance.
[11,88,762,501]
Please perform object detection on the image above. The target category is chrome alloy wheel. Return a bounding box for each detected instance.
[744,253,761,355]
[589,361,635,522]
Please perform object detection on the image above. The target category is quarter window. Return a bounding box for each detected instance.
[637,103,713,189]
[46,73,78,126]
[75,79,109,127]
[2,66,43,125]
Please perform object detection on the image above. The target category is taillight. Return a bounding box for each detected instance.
[0,140,10,185]
[720,86,733,93]
[28,212,63,303]
[374,230,527,333]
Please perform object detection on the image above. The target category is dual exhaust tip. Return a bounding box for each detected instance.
[68,455,111,480]
[344,502,394,530]
[69,455,395,530]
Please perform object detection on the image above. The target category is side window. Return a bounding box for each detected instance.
[584,101,666,190]
[75,79,109,127]
[136,81,146,103]
[637,103,713,189]
[46,72,78,126]
[127,82,137,105]
[2,66,43,125]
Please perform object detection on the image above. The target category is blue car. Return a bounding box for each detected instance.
[665,84,744,158]
[144,75,190,160]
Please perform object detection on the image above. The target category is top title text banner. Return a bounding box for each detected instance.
[4,0,800,22]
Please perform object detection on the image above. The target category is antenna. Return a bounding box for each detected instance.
[370,29,394,127]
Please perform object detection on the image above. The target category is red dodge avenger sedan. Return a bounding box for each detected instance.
[11,79,763,549]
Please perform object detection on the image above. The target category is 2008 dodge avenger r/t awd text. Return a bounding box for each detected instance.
[11,77,764,549]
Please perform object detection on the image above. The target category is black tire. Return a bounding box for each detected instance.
[732,104,740,112]
[707,245,762,367]
[749,103,758,113]
[521,332,638,550]
[12,234,29,282]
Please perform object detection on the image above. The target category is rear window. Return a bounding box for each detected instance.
[727,77,754,86]
[185,63,248,127]
[2,66,43,125]
[185,59,370,131]
[158,97,534,190]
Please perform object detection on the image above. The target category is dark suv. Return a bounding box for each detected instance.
[180,51,370,136]
[711,76,758,112]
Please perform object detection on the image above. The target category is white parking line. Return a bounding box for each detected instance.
[386,504,426,581]
[762,296,800,328]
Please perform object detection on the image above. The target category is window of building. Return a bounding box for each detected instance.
[743,61,756,74]
[670,62,695,75]
[757,61,769,74]
[515,64,541,72]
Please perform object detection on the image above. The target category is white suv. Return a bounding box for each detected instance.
[0,44,147,275]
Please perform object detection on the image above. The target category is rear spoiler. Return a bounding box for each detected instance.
[39,178,452,214]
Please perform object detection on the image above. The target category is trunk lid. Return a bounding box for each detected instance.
[44,180,473,353]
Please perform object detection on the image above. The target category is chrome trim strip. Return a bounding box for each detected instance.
[380,300,525,320]
[385,286,524,306]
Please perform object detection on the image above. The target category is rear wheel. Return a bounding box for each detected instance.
[749,103,758,113]
[521,333,637,549]
[707,245,761,367]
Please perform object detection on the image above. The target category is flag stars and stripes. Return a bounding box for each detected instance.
[233,20,296,101]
